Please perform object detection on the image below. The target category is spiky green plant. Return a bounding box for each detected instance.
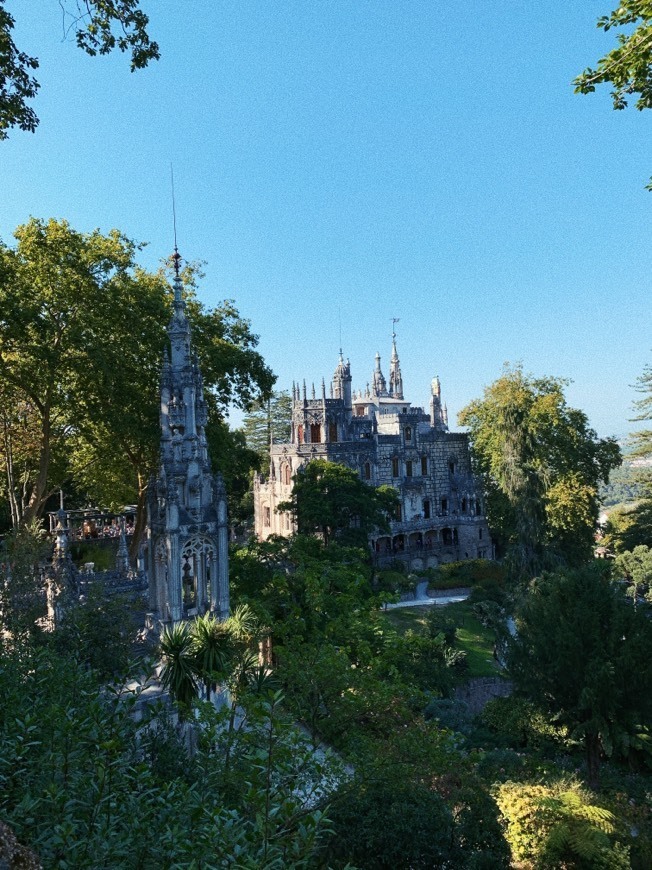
[159,622,200,719]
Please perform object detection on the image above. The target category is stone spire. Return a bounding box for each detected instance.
[388,329,404,399]
[147,248,229,625]
[430,375,448,431]
[332,349,352,410]
[372,352,388,397]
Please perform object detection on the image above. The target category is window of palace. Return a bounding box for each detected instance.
[406,460,413,478]
[392,457,400,477]
[421,456,428,475]
[263,506,271,527]
[423,499,431,519]
[329,422,338,442]
[404,425,412,441]
[310,423,321,443]
[282,463,291,485]
[441,497,448,515]
[364,462,371,480]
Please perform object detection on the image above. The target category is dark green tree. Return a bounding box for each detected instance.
[240,390,293,467]
[459,365,621,579]
[278,458,399,547]
[0,0,158,140]
[508,564,652,788]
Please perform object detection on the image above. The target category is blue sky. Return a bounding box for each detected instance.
[2,1,651,438]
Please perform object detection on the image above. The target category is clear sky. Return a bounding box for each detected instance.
[2,1,651,438]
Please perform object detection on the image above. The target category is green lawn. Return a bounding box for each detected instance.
[382,601,501,679]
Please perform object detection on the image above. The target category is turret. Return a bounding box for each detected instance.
[430,376,448,431]
[332,350,352,411]
[372,352,388,397]
[389,333,404,399]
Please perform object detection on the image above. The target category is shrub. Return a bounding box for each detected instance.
[429,559,505,590]
[480,696,568,750]
[495,779,630,869]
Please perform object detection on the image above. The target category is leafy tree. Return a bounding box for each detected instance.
[0,218,273,542]
[613,544,652,604]
[508,564,652,788]
[459,365,621,579]
[602,498,652,553]
[241,389,293,466]
[278,458,399,547]
[0,0,158,140]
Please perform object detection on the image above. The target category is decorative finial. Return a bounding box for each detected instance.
[391,317,400,341]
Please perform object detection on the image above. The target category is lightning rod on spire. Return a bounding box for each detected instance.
[170,163,181,278]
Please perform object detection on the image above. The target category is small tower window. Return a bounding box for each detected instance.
[329,422,338,442]
[449,460,456,474]
[310,423,321,443]
[406,460,413,478]
[395,503,402,521]
[364,462,371,480]
[404,426,412,441]
[282,464,291,486]
[297,425,304,444]
[441,497,448,516]
[461,498,467,513]
[423,499,431,519]
[392,457,400,478]
[479,527,483,540]
[421,456,428,475]
[263,506,271,528]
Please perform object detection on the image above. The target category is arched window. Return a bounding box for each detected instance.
[364,462,371,480]
[421,456,428,475]
[297,424,304,444]
[310,423,321,443]
[461,498,467,513]
[329,422,338,442]
[423,499,430,519]
[404,426,412,441]
[392,457,400,477]
[281,463,291,485]
[441,497,448,516]
[263,506,271,527]
[448,459,456,474]
[406,460,413,478]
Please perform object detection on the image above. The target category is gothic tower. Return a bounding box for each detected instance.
[147,254,229,625]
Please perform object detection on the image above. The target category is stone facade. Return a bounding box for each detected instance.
[146,263,229,624]
[254,337,492,569]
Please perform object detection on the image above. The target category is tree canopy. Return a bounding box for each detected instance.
[0,1,158,140]
[509,564,652,789]
[574,2,652,187]
[240,390,292,467]
[459,365,621,579]
[278,458,399,547]
[0,217,274,537]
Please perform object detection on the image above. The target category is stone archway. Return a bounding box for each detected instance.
[181,535,217,613]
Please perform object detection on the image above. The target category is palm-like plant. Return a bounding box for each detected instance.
[159,622,200,719]
[190,613,232,703]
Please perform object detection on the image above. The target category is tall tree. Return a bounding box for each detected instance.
[509,564,652,789]
[459,365,621,579]
[0,0,158,139]
[241,390,293,467]
[0,217,274,538]
[278,459,399,547]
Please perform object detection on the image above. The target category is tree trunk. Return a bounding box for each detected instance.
[129,473,148,560]
[586,732,601,790]
[22,404,50,526]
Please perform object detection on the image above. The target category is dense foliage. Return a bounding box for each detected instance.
[277,458,399,546]
[459,365,621,579]
[508,564,652,789]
